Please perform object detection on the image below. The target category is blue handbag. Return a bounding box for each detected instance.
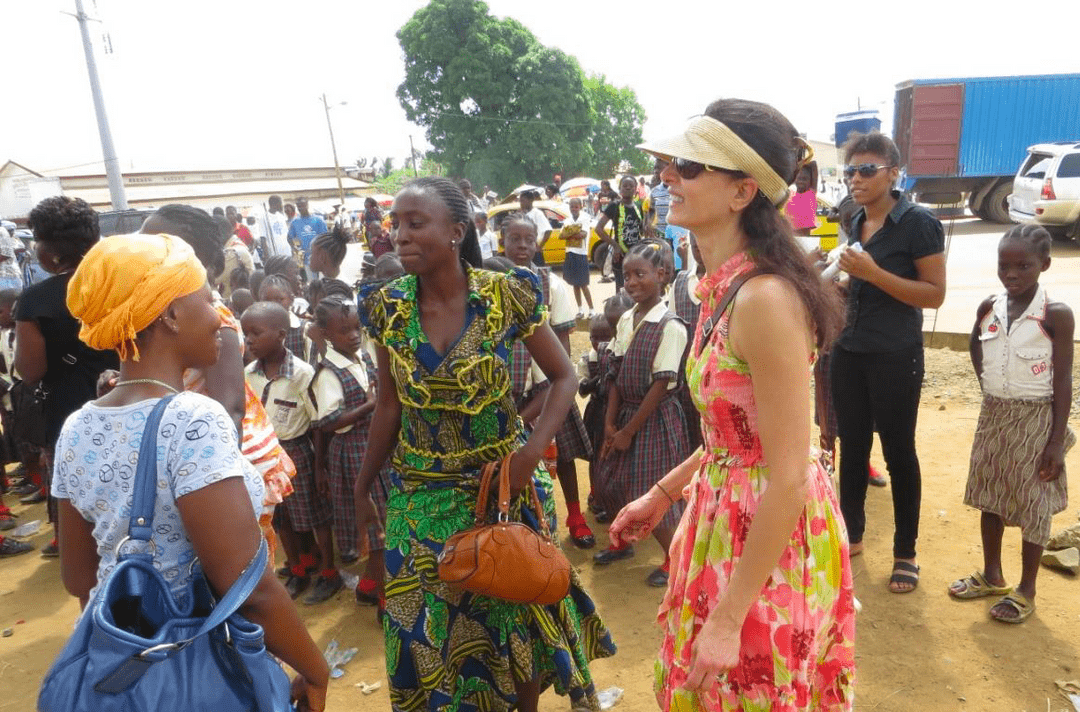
[38,395,293,712]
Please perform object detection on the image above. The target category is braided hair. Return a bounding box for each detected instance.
[312,222,350,270]
[319,278,356,301]
[1001,222,1053,260]
[313,296,353,330]
[27,196,100,268]
[403,176,482,268]
[263,255,295,279]
[625,240,670,286]
[258,273,294,302]
[149,204,225,278]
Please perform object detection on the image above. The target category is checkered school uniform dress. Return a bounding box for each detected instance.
[313,352,389,555]
[672,272,703,451]
[594,312,689,530]
[285,322,314,365]
[581,344,611,463]
[277,435,332,532]
[510,269,593,463]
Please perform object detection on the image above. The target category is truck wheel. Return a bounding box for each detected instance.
[590,241,610,270]
[984,181,1013,224]
[967,191,983,217]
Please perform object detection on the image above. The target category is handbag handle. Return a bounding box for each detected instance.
[126,395,178,545]
[472,454,553,541]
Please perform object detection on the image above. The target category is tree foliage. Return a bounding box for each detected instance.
[396,0,647,193]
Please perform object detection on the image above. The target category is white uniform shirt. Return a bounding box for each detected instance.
[312,345,370,434]
[978,287,1055,400]
[525,269,577,389]
[478,229,499,260]
[262,210,292,258]
[564,212,591,256]
[524,207,552,247]
[610,301,687,390]
[245,352,318,441]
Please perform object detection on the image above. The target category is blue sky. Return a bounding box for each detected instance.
[5,0,1079,176]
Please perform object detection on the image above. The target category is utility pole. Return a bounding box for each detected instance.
[409,135,419,177]
[72,0,127,210]
[321,93,346,207]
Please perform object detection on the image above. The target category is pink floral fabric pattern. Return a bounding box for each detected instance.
[655,251,856,711]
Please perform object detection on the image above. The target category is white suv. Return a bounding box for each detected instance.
[1008,142,1080,239]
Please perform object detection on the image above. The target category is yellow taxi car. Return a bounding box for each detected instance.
[487,200,604,266]
[812,195,841,251]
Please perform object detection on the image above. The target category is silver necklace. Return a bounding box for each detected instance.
[113,378,181,395]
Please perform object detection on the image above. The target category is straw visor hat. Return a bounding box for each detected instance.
[638,115,803,208]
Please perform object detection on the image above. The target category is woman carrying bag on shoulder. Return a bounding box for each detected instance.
[46,233,328,711]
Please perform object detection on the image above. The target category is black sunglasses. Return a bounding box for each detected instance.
[671,157,720,180]
[843,163,895,179]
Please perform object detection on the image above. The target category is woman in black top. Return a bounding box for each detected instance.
[831,132,946,593]
[15,196,119,556]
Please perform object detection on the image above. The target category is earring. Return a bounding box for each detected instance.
[450,239,457,248]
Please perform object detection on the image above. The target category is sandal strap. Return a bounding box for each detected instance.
[892,561,920,576]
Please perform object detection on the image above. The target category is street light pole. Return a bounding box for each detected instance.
[72,0,127,210]
[409,135,419,177]
[321,93,346,207]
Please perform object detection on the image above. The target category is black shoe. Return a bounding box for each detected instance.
[355,584,380,606]
[275,565,291,578]
[303,573,344,605]
[646,567,670,587]
[340,550,360,565]
[593,510,612,524]
[10,482,37,496]
[593,546,634,565]
[40,541,59,558]
[20,489,46,505]
[285,574,311,599]
[0,514,15,531]
[0,538,34,557]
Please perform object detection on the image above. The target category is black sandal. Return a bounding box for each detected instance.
[889,561,920,594]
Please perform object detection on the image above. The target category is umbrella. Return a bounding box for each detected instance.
[559,177,600,194]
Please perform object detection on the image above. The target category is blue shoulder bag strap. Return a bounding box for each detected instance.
[95,394,269,691]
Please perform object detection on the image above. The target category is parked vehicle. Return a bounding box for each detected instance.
[97,208,155,237]
[893,74,1080,223]
[1008,142,1080,240]
[487,200,604,266]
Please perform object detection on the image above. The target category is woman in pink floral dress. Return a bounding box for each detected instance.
[610,99,857,711]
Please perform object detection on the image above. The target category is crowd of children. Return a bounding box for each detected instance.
[0,194,1075,641]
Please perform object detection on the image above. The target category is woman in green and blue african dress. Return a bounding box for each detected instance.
[355,177,615,712]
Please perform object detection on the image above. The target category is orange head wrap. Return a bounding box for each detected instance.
[66,233,208,361]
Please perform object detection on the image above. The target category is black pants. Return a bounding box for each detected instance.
[830,344,924,559]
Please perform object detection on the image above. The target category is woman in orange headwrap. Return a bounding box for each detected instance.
[59,233,328,712]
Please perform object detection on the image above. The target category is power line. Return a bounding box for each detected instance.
[424,110,592,127]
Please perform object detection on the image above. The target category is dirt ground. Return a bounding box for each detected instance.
[2,341,1079,712]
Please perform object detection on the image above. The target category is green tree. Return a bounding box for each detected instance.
[396,0,644,193]
[584,74,649,177]
[374,157,444,195]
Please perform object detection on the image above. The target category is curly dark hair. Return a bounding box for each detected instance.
[27,196,100,268]
[702,98,843,349]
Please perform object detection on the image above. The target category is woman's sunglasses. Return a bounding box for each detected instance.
[671,157,719,180]
[843,163,895,179]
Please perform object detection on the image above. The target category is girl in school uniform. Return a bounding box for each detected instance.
[310,296,388,605]
[593,240,690,587]
[669,234,706,451]
[503,216,597,548]
[948,224,1075,624]
[260,274,315,363]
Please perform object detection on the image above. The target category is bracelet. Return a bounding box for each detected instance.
[655,481,677,504]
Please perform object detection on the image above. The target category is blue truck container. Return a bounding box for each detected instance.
[893,74,1080,222]
[834,110,881,149]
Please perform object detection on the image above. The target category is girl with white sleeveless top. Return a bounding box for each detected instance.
[950,224,1075,624]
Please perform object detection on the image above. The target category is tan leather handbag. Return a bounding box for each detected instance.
[437,455,572,605]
